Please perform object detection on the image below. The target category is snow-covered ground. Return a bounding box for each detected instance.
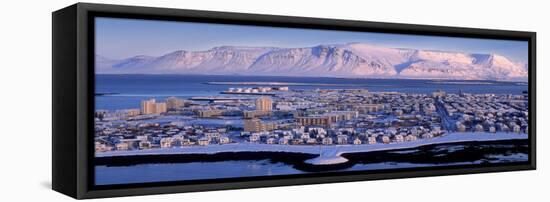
[304,143,350,165]
[97,132,527,165]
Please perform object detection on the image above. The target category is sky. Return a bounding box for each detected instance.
[95,17,528,63]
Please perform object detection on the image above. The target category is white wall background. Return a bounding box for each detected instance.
[0,0,547,201]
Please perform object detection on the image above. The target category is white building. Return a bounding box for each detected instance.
[249,133,260,142]
[475,124,484,132]
[421,132,434,139]
[404,135,417,142]
[115,142,130,151]
[367,136,377,144]
[95,142,112,152]
[394,134,404,143]
[278,138,289,145]
[489,126,496,133]
[266,138,276,144]
[512,125,521,133]
[337,135,348,144]
[198,138,210,146]
[381,136,391,144]
[219,136,230,144]
[456,122,466,132]
[139,141,151,149]
[322,137,333,145]
[160,138,174,148]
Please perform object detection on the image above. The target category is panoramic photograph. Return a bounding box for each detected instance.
[93,17,529,186]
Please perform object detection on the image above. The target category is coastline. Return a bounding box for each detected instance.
[95,138,529,173]
[96,132,528,168]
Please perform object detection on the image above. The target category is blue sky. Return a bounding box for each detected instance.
[95,17,528,63]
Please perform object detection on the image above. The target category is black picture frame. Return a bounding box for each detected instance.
[52,2,536,199]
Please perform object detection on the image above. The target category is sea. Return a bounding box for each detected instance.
[94,74,529,186]
[95,74,527,111]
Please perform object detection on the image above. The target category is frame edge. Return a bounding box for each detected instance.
[52,3,79,199]
[63,2,537,199]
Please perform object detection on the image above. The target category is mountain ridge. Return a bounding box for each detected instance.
[96,43,527,81]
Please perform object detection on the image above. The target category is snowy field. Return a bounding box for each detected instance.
[97,132,528,165]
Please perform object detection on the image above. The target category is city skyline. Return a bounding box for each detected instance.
[95,79,530,185]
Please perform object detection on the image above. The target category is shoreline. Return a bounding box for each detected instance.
[96,132,528,167]
[96,138,529,172]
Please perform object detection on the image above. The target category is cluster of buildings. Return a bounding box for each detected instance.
[439,93,529,134]
[140,99,167,115]
[240,124,444,146]
[141,97,189,115]
[95,121,233,152]
[95,87,528,153]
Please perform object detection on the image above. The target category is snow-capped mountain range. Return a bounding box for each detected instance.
[96,43,528,81]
